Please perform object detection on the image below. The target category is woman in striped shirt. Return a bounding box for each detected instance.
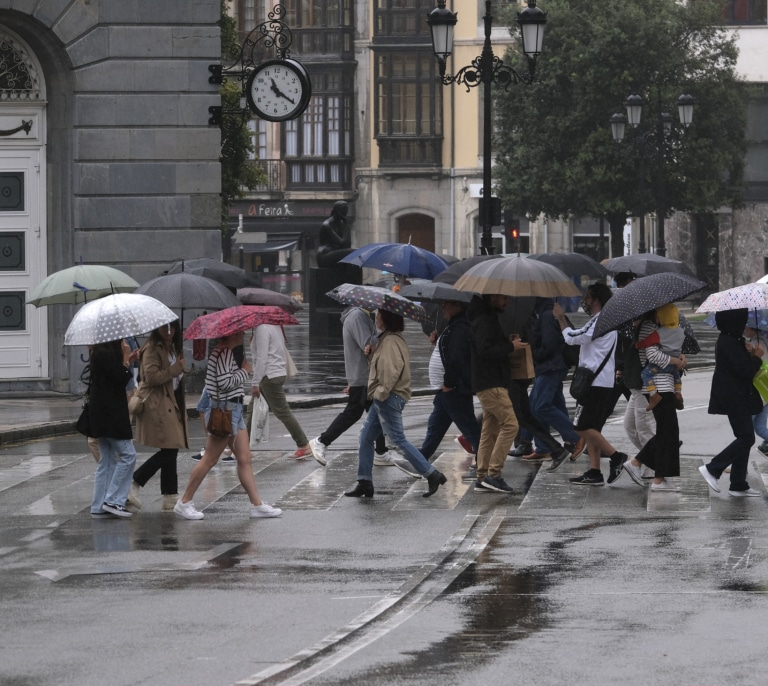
[622,312,687,492]
[174,331,282,520]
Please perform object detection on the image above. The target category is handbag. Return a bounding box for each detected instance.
[206,351,233,438]
[569,342,615,403]
[127,382,150,416]
[75,400,92,437]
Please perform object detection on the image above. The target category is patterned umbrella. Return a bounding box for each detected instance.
[593,273,706,339]
[528,252,608,279]
[603,253,697,278]
[326,284,430,324]
[28,265,139,306]
[432,254,504,285]
[453,254,581,298]
[237,287,303,313]
[64,293,178,345]
[696,283,768,313]
[182,305,298,340]
[340,242,450,279]
[135,273,240,311]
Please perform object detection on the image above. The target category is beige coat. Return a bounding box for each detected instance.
[367,330,412,403]
[134,340,189,449]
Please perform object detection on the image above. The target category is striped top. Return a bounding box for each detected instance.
[637,319,676,394]
[205,344,249,401]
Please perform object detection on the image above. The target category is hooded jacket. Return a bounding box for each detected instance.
[531,298,568,375]
[709,308,763,416]
[468,296,514,392]
[341,306,375,387]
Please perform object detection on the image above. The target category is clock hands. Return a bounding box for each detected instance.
[270,78,296,106]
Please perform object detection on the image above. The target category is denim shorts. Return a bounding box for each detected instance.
[204,399,246,436]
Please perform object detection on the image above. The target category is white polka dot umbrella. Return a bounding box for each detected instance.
[64,293,178,346]
[696,283,768,313]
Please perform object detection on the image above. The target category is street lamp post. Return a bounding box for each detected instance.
[427,0,546,256]
[611,91,694,256]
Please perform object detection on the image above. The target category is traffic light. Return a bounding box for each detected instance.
[510,226,519,241]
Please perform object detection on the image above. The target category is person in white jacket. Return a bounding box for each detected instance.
[554,282,627,486]
[250,324,310,459]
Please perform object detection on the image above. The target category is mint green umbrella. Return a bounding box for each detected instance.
[27,265,139,306]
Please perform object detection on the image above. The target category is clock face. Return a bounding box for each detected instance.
[246,59,312,122]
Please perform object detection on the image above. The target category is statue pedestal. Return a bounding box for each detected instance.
[309,266,361,338]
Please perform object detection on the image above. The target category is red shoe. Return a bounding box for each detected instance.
[454,435,476,456]
[568,436,586,461]
[291,445,311,460]
[522,451,551,461]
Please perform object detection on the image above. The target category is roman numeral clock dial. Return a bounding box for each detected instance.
[246,58,312,122]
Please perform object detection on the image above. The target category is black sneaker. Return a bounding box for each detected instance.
[759,441,768,456]
[189,452,203,462]
[461,465,477,481]
[509,442,533,457]
[474,479,489,492]
[607,451,627,484]
[480,475,514,493]
[569,471,604,486]
[102,502,132,518]
[546,448,570,473]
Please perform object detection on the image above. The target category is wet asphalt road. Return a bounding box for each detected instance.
[4,364,768,686]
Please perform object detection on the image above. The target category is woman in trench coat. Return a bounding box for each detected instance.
[131,321,189,510]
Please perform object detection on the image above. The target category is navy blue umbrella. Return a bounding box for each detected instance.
[340,242,450,279]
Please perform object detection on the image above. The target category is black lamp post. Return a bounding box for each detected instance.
[611,91,694,256]
[428,0,546,256]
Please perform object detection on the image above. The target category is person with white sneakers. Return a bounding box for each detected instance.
[174,331,282,520]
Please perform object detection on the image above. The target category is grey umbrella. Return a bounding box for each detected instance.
[593,272,706,339]
[432,254,504,285]
[135,273,240,311]
[398,282,474,304]
[603,253,697,278]
[528,252,608,279]
[237,287,303,313]
[164,258,260,289]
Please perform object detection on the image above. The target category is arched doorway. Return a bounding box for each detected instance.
[0,29,47,380]
[396,212,435,251]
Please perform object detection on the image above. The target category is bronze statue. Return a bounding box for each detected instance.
[317,201,355,269]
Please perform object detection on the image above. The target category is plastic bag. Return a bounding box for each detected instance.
[753,360,768,404]
[249,395,270,448]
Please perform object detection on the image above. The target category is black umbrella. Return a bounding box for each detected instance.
[528,252,608,279]
[165,258,261,289]
[603,253,697,278]
[398,282,474,304]
[593,273,706,339]
[432,254,503,285]
[237,287,303,313]
[136,273,240,311]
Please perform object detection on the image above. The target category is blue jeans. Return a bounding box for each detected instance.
[420,390,481,459]
[528,368,579,447]
[203,400,247,436]
[753,404,768,442]
[358,393,435,481]
[706,413,755,491]
[91,437,137,512]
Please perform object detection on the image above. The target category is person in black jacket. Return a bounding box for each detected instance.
[699,308,764,496]
[469,294,526,493]
[87,339,137,518]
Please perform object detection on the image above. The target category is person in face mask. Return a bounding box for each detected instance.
[699,308,765,496]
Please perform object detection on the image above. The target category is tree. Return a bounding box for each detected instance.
[218,1,266,253]
[493,0,747,258]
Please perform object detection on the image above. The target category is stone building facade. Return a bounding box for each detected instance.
[0,1,222,393]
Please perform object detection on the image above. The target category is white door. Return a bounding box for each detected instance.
[0,146,47,379]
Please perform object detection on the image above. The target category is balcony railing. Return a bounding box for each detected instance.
[249,159,283,193]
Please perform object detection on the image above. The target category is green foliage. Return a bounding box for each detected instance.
[218,1,267,231]
[493,0,747,232]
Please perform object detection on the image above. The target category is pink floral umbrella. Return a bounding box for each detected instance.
[696,283,768,313]
[182,305,298,339]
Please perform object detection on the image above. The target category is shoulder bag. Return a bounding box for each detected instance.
[128,382,151,416]
[207,350,233,438]
[570,341,615,403]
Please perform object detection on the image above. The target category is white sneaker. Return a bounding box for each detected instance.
[650,480,681,492]
[622,460,646,487]
[698,465,721,493]
[173,499,204,520]
[728,488,762,497]
[223,448,232,457]
[250,503,283,518]
[374,452,394,466]
[127,481,143,510]
[309,437,327,466]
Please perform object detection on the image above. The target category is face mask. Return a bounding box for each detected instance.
[581,300,591,316]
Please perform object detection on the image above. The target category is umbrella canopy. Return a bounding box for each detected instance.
[593,273,706,339]
[705,309,768,331]
[340,242,450,279]
[27,265,139,307]
[432,254,504,285]
[326,284,430,324]
[164,258,260,289]
[696,283,768,313]
[64,293,178,346]
[603,253,697,278]
[182,305,298,340]
[453,254,581,298]
[527,252,608,279]
[398,282,474,304]
[135,273,239,311]
[237,287,303,313]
